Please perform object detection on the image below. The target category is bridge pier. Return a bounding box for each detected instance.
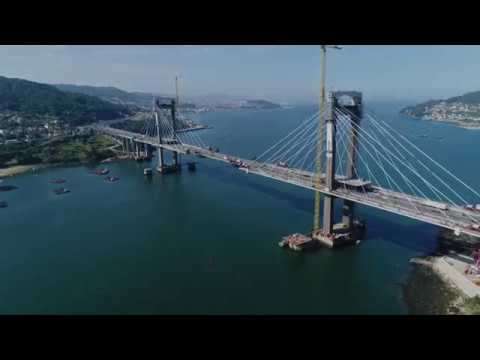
[144,144,152,160]
[154,98,182,175]
[342,93,362,231]
[173,151,180,167]
[317,92,364,248]
[134,142,140,160]
[130,139,135,158]
[156,149,181,174]
[283,91,365,251]
[342,200,354,230]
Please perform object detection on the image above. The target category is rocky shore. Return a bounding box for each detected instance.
[403,228,480,315]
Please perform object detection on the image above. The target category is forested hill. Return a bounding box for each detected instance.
[0,76,130,126]
[401,91,480,117]
[54,84,168,108]
[400,90,480,129]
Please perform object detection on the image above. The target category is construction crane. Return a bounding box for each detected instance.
[313,45,342,232]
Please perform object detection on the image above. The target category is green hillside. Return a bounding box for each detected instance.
[401,91,480,117]
[54,84,170,108]
[0,76,130,126]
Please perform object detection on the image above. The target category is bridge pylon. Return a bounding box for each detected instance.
[341,92,363,231]
[311,91,365,249]
[154,98,181,174]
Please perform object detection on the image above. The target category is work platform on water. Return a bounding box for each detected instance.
[279,220,366,251]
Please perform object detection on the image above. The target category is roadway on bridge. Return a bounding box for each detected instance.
[96,125,480,239]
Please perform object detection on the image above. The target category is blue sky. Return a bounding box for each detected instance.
[0,45,479,104]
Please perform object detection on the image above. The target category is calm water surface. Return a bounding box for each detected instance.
[1,102,479,314]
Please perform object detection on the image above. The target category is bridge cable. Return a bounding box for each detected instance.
[256,111,321,163]
[365,112,458,204]
[335,109,424,215]
[337,106,443,201]
[337,106,480,225]
[365,107,480,202]
[359,107,474,208]
[263,116,321,166]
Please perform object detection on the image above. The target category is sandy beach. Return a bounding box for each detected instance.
[0,164,47,178]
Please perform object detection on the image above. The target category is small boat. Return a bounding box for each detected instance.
[53,187,70,195]
[105,176,120,183]
[95,168,110,176]
[144,168,153,176]
[49,178,66,184]
[0,201,7,208]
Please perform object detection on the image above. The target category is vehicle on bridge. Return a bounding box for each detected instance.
[423,199,449,211]
[465,204,480,212]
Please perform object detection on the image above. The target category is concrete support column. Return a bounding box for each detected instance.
[342,95,362,229]
[323,196,334,234]
[342,200,354,229]
[157,147,164,170]
[322,93,337,235]
[173,151,179,167]
[135,142,140,158]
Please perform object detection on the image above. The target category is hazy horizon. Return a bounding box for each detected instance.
[1,45,479,105]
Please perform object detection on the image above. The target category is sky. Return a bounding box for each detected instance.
[0,45,479,104]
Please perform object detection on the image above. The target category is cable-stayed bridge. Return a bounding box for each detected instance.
[94,93,480,248]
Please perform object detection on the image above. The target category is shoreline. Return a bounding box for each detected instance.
[405,254,480,314]
[404,229,480,314]
[0,153,131,179]
[402,113,480,130]
[0,164,50,178]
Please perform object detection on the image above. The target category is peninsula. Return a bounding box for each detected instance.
[400,91,480,129]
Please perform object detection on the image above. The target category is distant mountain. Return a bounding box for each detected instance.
[242,99,282,109]
[183,94,282,109]
[184,93,248,105]
[400,91,480,129]
[0,76,130,127]
[54,84,281,111]
[54,84,169,108]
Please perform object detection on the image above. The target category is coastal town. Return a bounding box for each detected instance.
[0,115,90,146]
[401,90,480,129]
[402,102,480,128]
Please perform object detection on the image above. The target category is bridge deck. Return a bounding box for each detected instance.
[97,126,480,238]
